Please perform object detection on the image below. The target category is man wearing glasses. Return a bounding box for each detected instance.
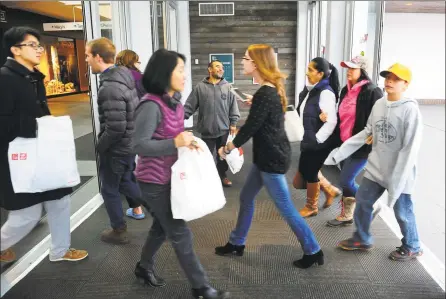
[0,27,88,263]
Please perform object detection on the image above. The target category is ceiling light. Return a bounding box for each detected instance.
[406,3,413,6]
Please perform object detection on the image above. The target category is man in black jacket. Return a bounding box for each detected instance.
[0,27,88,263]
[85,38,141,244]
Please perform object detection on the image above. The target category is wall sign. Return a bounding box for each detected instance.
[0,9,6,23]
[43,21,112,32]
[209,53,234,84]
[253,52,278,85]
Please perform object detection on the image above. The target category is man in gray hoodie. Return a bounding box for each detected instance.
[85,38,141,245]
[185,60,240,187]
[329,63,423,261]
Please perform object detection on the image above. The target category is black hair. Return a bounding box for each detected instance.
[208,59,222,68]
[142,48,186,96]
[311,57,340,101]
[3,26,41,58]
[358,68,372,82]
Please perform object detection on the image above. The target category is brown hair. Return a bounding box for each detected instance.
[116,50,140,70]
[247,44,288,112]
[87,37,116,64]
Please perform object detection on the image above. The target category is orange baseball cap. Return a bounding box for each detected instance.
[380,63,412,83]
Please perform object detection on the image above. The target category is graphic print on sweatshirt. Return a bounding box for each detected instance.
[375,117,397,144]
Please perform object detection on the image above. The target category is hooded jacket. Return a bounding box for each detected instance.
[326,96,422,207]
[184,78,240,138]
[97,66,139,155]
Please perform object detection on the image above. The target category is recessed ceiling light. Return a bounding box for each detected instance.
[406,3,413,6]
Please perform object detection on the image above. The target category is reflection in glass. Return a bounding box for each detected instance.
[37,36,81,96]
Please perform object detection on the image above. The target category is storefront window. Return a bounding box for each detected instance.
[37,36,81,97]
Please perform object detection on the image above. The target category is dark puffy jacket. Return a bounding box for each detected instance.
[97,66,139,156]
[336,82,383,158]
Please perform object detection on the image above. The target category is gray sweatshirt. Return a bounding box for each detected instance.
[326,96,423,207]
[184,78,240,138]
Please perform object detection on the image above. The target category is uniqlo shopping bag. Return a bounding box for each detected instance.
[8,116,80,193]
[171,137,226,221]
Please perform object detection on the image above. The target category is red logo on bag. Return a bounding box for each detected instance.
[20,153,27,160]
[11,153,18,160]
[180,172,186,180]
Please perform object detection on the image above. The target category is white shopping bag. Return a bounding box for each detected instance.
[8,138,38,193]
[8,116,80,193]
[225,134,244,174]
[284,105,304,142]
[171,137,226,221]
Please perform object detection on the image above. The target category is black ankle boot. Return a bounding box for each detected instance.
[293,250,324,269]
[192,286,230,299]
[215,242,245,256]
[134,262,166,287]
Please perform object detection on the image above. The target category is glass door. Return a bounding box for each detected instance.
[166,2,178,51]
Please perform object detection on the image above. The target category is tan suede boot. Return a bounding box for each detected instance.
[299,182,320,217]
[318,171,341,208]
[326,197,356,227]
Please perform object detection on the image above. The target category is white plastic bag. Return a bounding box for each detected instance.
[284,105,304,142]
[171,137,226,221]
[225,134,244,174]
[8,116,80,193]
[8,138,38,193]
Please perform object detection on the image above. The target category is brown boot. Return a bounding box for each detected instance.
[101,225,130,245]
[293,171,307,189]
[299,182,320,218]
[327,197,356,227]
[318,171,341,208]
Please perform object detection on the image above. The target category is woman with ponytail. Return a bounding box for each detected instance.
[215,44,324,269]
[294,57,341,218]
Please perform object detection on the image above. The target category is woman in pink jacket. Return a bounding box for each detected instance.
[322,56,383,227]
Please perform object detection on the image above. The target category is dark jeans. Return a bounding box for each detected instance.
[138,181,209,289]
[202,132,229,179]
[339,156,368,197]
[298,148,332,183]
[99,154,142,229]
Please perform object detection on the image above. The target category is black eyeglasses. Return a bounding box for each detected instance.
[14,43,45,52]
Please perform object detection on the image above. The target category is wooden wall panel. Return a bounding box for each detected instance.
[189,1,298,105]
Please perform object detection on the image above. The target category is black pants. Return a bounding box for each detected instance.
[99,154,142,229]
[138,182,209,289]
[298,148,332,183]
[202,132,229,179]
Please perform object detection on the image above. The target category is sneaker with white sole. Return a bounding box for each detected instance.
[49,248,88,262]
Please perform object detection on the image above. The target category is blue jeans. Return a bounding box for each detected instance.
[353,178,421,252]
[339,157,368,197]
[229,165,321,255]
[99,154,142,229]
